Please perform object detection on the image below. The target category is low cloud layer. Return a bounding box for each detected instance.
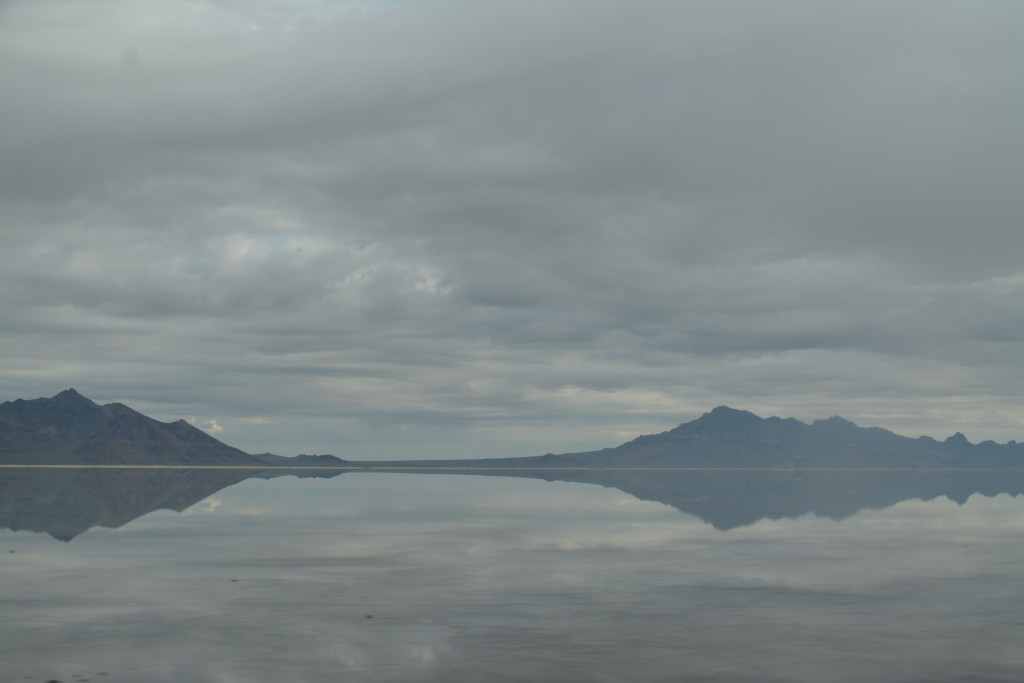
[1,0,1021,454]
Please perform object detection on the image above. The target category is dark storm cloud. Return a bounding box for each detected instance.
[0,0,1020,452]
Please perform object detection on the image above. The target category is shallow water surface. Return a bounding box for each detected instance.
[2,469,1022,682]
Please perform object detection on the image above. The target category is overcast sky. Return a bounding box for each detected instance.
[1,0,1021,457]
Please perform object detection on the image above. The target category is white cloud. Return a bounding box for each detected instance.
[184,498,222,515]
[184,416,224,433]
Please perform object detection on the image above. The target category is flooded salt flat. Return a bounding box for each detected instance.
[2,470,1023,682]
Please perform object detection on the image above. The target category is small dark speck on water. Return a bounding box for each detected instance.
[365,614,373,619]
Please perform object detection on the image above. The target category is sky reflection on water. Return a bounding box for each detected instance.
[2,472,1023,682]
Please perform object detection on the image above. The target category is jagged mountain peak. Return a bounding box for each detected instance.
[696,406,762,424]
[51,388,95,404]
[944,432,971,446]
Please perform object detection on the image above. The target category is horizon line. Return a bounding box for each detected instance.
[2,465,1022,472]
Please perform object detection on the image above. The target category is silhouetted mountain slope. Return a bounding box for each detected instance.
[0,389,263,465]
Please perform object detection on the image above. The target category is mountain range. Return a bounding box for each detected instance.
[2,389,1020,468]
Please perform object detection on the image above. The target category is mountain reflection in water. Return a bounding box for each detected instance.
[2,467,1022,683]
[1,465,1022,539]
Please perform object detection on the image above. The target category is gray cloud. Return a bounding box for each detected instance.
[1,0,1021,454]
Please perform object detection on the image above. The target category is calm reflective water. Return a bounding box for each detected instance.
[2,469,1023,682]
